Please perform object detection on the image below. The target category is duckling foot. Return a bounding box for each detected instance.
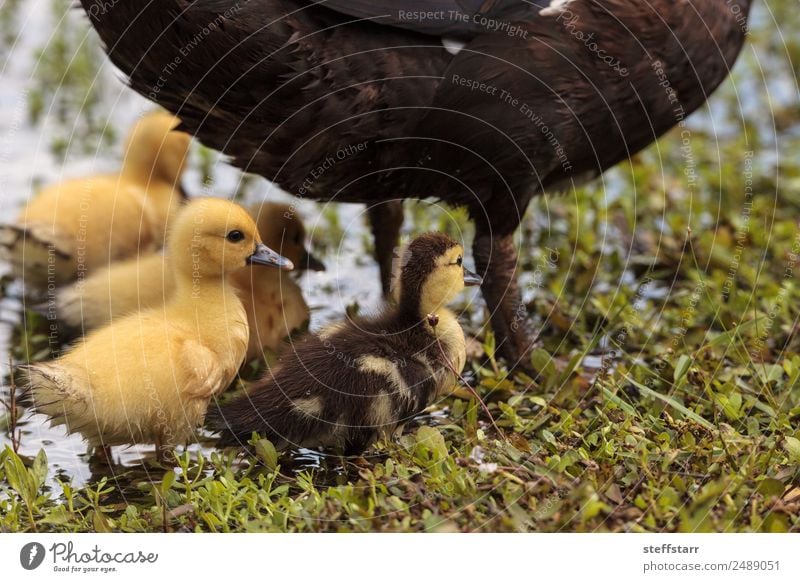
[154,441,177,466]
[350,456,371,469]
[336,455,371,477]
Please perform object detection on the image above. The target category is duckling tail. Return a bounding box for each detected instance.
[205,395,285,449]
[0,223,73,286]
[19,362,87,429]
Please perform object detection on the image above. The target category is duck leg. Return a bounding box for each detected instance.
[367,201,404,296]
[473,230,532,367]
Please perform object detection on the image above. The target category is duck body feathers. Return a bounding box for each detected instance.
[81,0,750,210]
[80,0,451,203]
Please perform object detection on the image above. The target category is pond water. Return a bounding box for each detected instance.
[0,0,793,492]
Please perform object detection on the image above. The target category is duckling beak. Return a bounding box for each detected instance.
[463,268,482,287]
[301,250,326,272]
[248,243,294,270]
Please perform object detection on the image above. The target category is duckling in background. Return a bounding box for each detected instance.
[208,232,481,455]
[23,198,293,463]
[54,251,171,333]
[53,202,324,360]
[0,111,190,290]
[233,202,325,360]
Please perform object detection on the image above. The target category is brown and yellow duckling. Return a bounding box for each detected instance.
[53,202,324,360]
[208,232,481,455]
[232,202,324,359]
[23,198,293,462]
[0,111,190,289]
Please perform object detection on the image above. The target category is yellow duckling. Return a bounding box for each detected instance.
[23,198,293,462]
[53,202,324,360]
[0,111,191,289]
[208,232,481,455]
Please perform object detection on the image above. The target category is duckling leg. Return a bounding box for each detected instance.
[154,435,176,465]
[367,201,404,296]
[94,444,113,465]
[472,230,533,368]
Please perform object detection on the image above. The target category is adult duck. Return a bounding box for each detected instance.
[79,0,752,365]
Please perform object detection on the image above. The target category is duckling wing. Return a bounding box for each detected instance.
[180,340,230,399]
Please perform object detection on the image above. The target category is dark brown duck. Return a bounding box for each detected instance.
[80,0,753,365]
[207,232,482,454]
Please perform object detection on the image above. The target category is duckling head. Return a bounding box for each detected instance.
[254,202,325,271]
[122,111,191,186]
[396,233,482,318]
[169,198,294,281]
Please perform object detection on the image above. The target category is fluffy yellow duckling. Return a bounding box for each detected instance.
[53,202,324,360]
[208,232,481,455]
[23,198,293,462]
[0,111,191,289]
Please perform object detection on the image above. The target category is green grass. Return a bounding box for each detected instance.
[2,0,800,532]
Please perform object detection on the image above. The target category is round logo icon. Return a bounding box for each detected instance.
[20,542,46,570]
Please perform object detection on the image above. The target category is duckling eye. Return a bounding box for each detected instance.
[226,230,245,243]
[455,256,463,267]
